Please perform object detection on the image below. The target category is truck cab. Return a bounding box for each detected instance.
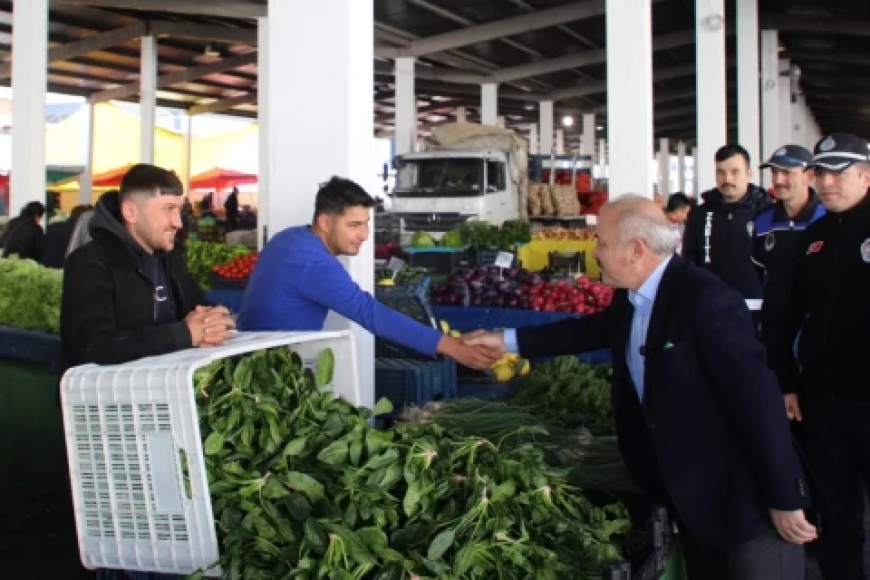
[390,150,517,239]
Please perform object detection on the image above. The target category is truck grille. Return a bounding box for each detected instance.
[399,213,474,232]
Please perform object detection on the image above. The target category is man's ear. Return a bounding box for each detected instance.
[315,212,332,231]
[120,197,138,224]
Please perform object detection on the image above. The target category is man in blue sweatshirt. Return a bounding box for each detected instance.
[237,176,500,370]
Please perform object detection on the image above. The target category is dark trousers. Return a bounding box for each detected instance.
[802,401,870,580]
[681,526,805,580]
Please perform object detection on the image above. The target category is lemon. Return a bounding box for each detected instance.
[514,359,531,376]
[377,279,395,286]
[504,353,520,363]
[449,330,461,338]
[439,320,451,333]
[493,362,515,383]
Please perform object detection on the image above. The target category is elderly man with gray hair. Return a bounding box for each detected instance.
[465,195,815,580]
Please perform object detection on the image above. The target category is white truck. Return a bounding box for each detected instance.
[389,123,528,239]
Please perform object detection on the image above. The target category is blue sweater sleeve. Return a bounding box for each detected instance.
[297,259,442,356]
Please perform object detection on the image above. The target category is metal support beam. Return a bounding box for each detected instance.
[50,0,267,19]
[153,21,257,44]
[188,93,257,116]
[375,0,609,58]
[90,52,258,103]
[0,21,148,80]
[761,13,870,38]
[413,30,696,85]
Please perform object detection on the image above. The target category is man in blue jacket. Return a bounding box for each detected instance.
[237,176,499,370]
[682,144,772,299]
[465,196,815,579]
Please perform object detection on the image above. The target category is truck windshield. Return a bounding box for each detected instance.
[394,158,483,197]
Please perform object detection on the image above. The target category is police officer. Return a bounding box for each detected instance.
[751,145,824,376]
[773,133,870,580]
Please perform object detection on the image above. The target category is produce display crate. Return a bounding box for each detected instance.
[0,324,62,367]
[402,247,472,279]
[374,277,439,360]
[375,357,457,413]
[59,331,361,577]
[209,272,247,291]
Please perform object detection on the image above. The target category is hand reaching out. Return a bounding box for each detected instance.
[436,335,502,370]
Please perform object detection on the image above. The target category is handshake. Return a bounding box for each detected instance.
[436,328,512,370]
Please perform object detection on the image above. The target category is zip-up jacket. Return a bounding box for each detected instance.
[682,185,772,299]
[751,191,825,370]
[773,193,870,402]
[60,192,209,373]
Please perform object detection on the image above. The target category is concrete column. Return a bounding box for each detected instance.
[539,100,554,154]
[737,0,761,172]
[555,129,565,154]
[528,123,539,154]
[692,146,699,196]
[582,113,595,157]
[10,0,48,216]
[139,36,157,164]
[394,57,416,155]
[606,0,654,197]
[778,58,792,150]
[677,140,687,193]
[695,0,727,194]
[481,83,498,126]
[760,30,779,188]
[597,138,607,178]
[266,0,375,408]
[183,114,193,198]
[257,16,270,249]
[80,102,96,205]
[455,106,466,123]
[658,138,671,196]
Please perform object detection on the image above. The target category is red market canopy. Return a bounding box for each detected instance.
[190,168,258,191]
[91,164,135,188]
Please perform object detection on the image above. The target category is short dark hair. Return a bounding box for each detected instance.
[665,192,692,213]
[21,201,45,218]
[119,164,183,203]
[715,144,751,166]
[313,176,375,219]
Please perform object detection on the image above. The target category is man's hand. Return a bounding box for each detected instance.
[461,329,508,354]
[185,306,235,348]
[784,394,803,422]
[770,509,817,544]
[436,335,501,370]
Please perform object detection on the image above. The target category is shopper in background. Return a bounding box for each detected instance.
[42,204,92,269]
[751,145,824,373]
[224,186,240,231]
[0,200,46,261]
[773,133,870,580]
[464,196,815,580]
[236,176,501,371]
[664,192,692,254]
[682,144,772,299]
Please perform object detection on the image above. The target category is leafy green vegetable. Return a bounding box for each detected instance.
[184,240,250,290]
[192,347,628,579]
[0,256,63,333]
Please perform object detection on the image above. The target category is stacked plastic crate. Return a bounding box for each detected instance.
[374,277,458,415]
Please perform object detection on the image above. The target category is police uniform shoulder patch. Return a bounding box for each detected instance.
[861,238,870,263]
[765,233,776,252]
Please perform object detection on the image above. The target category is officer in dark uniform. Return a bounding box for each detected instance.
[751,145,825,413]
[773,133,870,580]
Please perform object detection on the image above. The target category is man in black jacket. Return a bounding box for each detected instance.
[682,144,772,299]
[60,164,234,373]
[774,133,870,580]
[751,145,824,400]
[1,200,46,261]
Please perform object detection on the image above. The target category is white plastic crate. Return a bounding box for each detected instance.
[60,330,361,576]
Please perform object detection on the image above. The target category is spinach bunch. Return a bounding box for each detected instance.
[189,346,628,579]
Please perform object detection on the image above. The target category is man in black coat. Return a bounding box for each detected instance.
[466,196,815,579]
[682,144,772,300]
[1,200,46,261]
[60,164,235,373]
